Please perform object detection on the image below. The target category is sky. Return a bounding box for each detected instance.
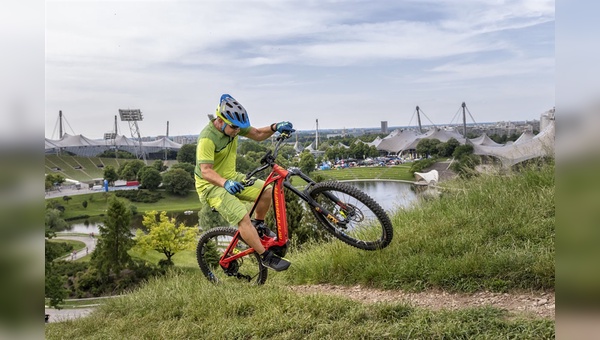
[44,0,555,139]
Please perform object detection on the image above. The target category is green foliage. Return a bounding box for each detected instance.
[103,165,118,184]
[162,168,194,196]
[239,140,268,154]
[416,138,442,158]
[114,190,163,203]
[299,151,316,175]
[176,143,197,165]
[91,197,134,276]
[151,159,167,172]
[409,158,437,174]
[45,207,67,237]
[138,166,162,191]
[118,159,146,181]
[134,211,199,265]
[170,162,194,179]
[82,200,88,209]
[96,149,136,159]
[450,144,480,178]
[45,173,65,190]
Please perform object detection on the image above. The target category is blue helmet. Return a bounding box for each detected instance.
[216,94,250,128]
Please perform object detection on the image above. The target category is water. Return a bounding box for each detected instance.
[64,212,199,234]
[66,181,420,233]
[343,180,418,213]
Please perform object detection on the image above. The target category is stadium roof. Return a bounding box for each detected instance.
[45,133,183,157]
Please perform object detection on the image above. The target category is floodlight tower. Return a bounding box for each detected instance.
[119,109,146,161]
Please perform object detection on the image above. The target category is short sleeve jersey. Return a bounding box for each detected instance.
[194,120,250,193]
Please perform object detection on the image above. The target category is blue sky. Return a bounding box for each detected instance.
[44,0,555,139]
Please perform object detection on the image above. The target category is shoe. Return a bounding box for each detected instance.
[251,220,276,238]
[261,250,291,271]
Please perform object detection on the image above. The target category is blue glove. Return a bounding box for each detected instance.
[275,121,295,134]
[224,179,245,195]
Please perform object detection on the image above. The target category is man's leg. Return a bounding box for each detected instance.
[237,214,265,254]
[253,187,272,220]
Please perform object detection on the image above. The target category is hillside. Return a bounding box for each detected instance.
[45,162,555,338]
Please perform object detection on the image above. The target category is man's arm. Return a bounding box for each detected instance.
[200,163,227,187]
[244,125,276,142]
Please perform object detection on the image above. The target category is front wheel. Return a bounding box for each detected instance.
[308,181,393,250]
[196,227,268,285]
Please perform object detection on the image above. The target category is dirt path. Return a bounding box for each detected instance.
[289,284,555,320]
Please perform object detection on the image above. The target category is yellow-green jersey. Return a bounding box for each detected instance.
[194,120,251,193]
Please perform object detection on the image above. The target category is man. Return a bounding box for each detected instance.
[195,94,295,271]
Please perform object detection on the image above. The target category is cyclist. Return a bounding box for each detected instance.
[195,94,295,271]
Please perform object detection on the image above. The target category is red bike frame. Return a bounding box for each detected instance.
[218,164,290,269]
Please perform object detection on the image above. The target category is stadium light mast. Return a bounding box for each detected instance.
[462,102,467,138]
[164,121,169,161]
[119,109,146,161]
[416,106,423,134]
[315,119,319,149]
[59,110,64,139]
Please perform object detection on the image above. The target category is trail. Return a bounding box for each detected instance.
[289,284,555,319]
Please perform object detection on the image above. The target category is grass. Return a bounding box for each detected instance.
[45,271,554,339]
[277,163,554,293]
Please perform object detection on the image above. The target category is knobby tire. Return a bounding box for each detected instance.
[307,181,393,250]
[196,227,268,285]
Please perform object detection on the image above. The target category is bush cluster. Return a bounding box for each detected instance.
[114,190,163,203]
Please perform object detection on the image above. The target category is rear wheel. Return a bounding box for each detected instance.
[196,227,268,285]
[308,181,393,250]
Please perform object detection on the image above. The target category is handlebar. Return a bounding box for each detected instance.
[244,132,293,182]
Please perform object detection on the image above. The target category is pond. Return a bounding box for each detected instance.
[65,181,423,234]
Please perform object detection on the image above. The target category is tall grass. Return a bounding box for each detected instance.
[46,271,554,339]
[278,163,554,293]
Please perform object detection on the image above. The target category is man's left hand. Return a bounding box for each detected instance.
[275,121,295,134]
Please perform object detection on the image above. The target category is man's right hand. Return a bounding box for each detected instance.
[224,179,245,195]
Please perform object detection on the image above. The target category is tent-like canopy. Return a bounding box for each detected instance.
[471,120,555,167]
[45,134,183,157]
[468,133,503,147]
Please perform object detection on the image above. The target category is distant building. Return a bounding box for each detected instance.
[381,121,388,134]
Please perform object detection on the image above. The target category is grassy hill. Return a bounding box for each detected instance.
[45,162,554,338]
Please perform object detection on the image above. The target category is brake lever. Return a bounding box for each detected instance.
[242,178,256,187]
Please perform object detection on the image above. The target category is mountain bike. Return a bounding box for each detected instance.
[196,132,393,284]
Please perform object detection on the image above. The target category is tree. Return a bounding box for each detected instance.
[416,138,441,158]
[138,166,162,191]
[45,173,65,190]
[45,207,69,308]
[103,165,119,185]
[162,168,194,196]
[151,159,167,172]
[170,162,195,179]
[117,159,146,181]
[82,200,88,209]
[134,211,199,266]
[62,195,72,204]
[438,138,460,157]
[91,196,134,276]
[176,143,197,165]
[299,151,316,175]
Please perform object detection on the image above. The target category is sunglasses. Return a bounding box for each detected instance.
[229,124,240,129]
